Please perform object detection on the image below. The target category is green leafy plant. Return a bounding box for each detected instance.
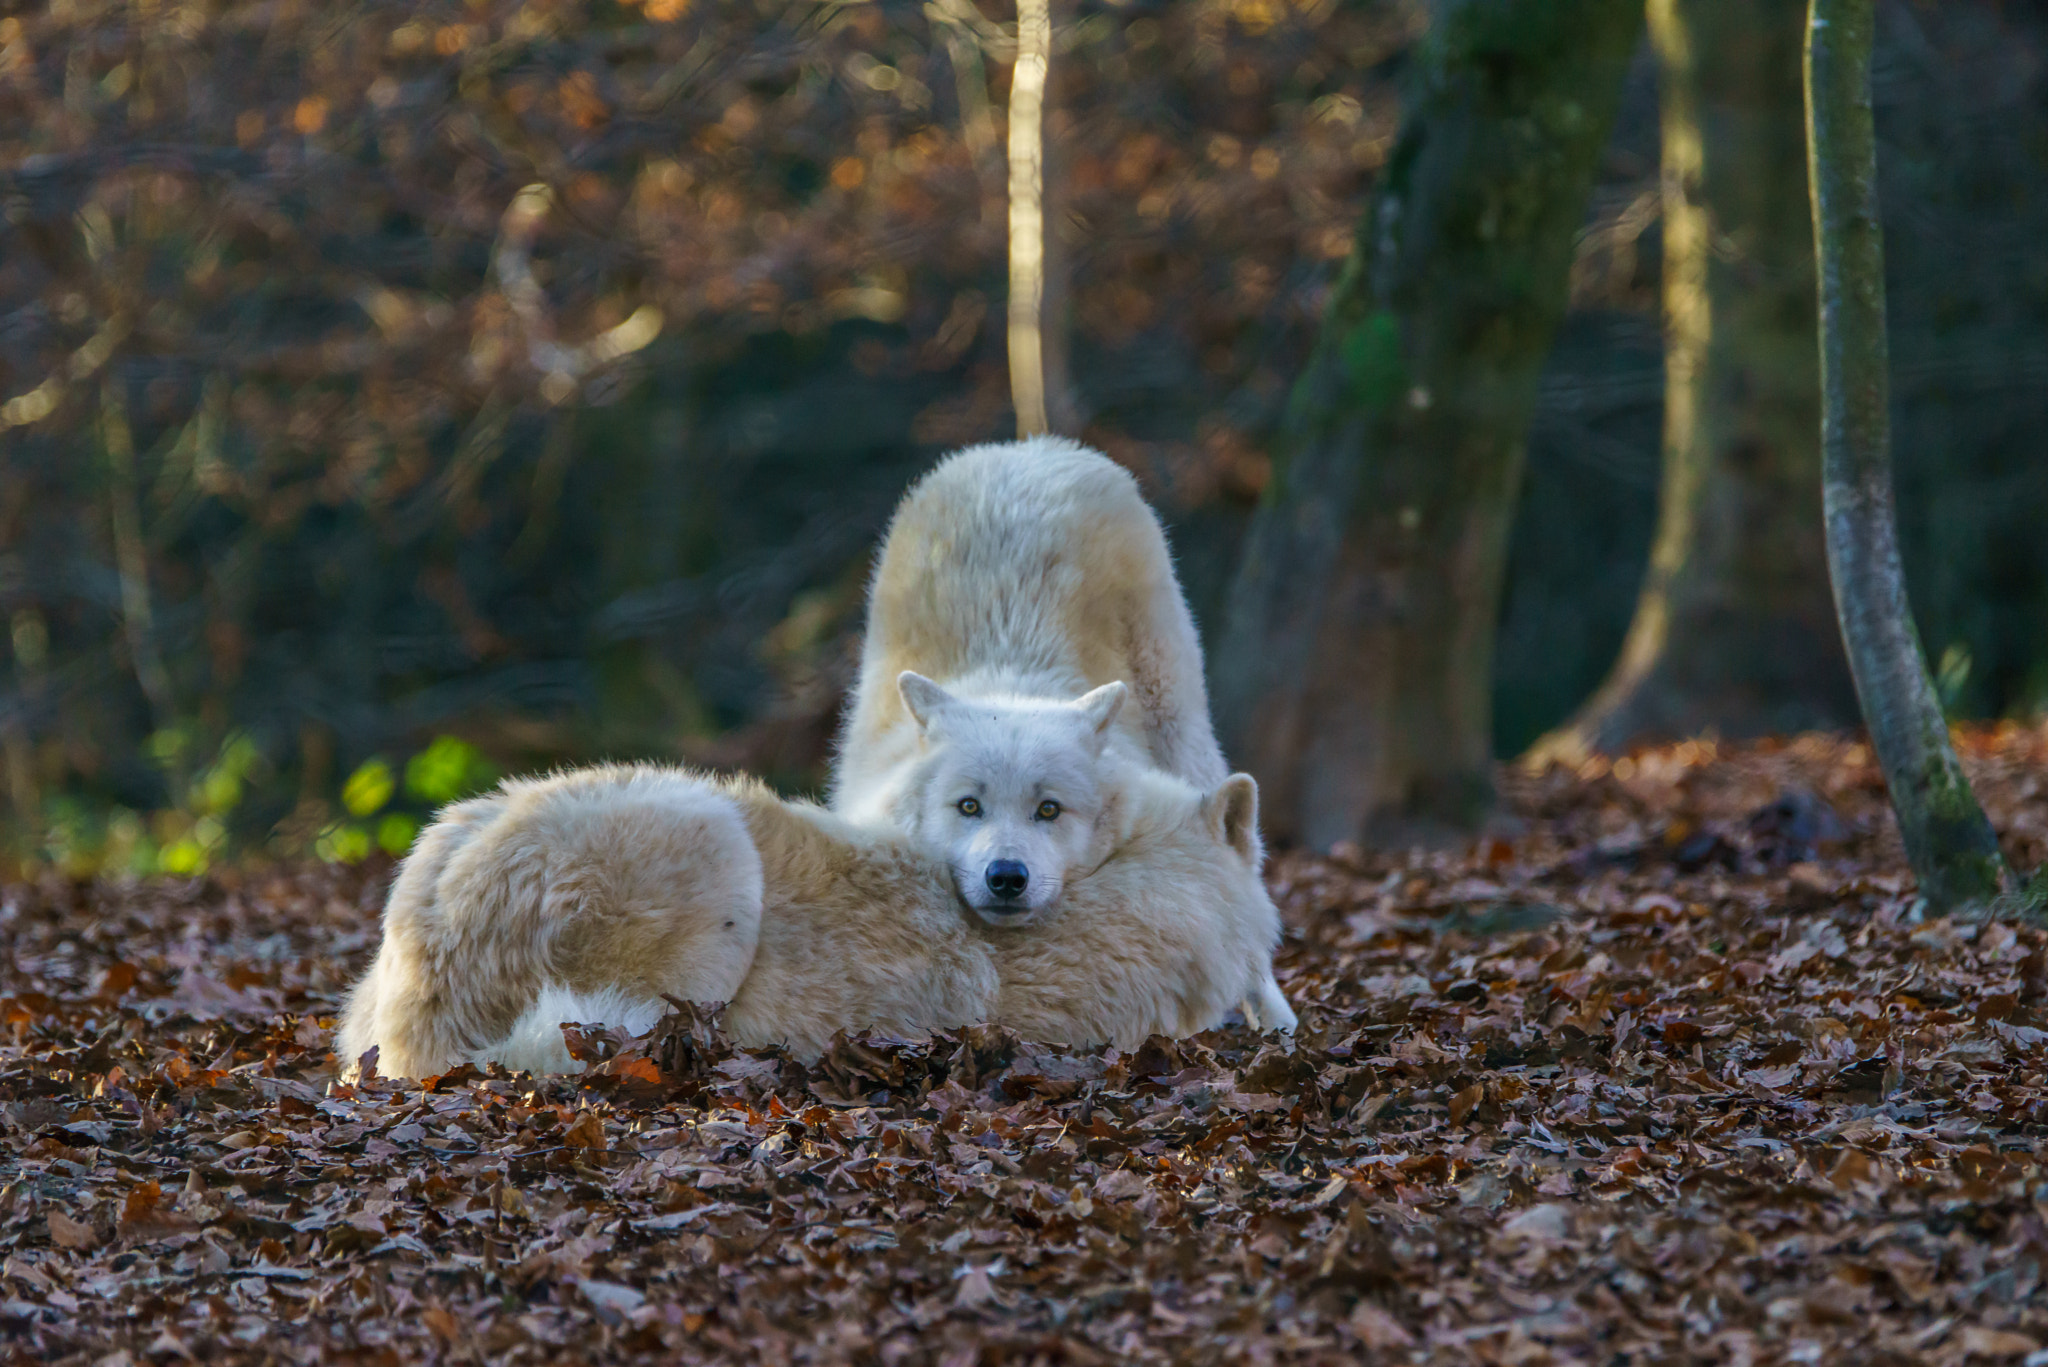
[316,737,499,865]
[405,736,500,807]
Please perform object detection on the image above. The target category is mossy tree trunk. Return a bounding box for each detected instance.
[1531,0,1857,765]
[1212,0,1644,849]
[1804,0,2008,914]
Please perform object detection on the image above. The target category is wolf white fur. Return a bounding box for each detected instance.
[832,437,1229,918]
[336,762,1295,1078]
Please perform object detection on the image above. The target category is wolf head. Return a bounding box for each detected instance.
[1092,765,1269,933]
[895,671,1132,925]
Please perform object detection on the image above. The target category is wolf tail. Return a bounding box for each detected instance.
[483,984,674,1075]
[335,766,764,1080]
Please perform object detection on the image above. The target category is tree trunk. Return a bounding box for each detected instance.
[1007,0,1064,436]
[1530,0,1857,765]
[1805,0,2008,914]
[1212,0,1644,849]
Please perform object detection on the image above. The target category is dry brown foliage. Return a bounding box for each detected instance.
[0,727,2044,1362]
[0,0,1407,830]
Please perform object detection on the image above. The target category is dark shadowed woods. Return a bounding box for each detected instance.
[2,0,2048,873]
[1533,0,1858,768]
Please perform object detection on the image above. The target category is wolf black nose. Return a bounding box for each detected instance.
[985,860,1029,900]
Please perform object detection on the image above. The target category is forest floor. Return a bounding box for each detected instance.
[1,728,2046,1366]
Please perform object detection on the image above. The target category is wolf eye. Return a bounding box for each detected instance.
[956,797,982,817]
[1036,800,1062,821]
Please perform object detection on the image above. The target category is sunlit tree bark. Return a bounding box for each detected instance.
[1007,0,1055,436]
[1213,0,1643,848]
[1805,0,2009,915]
[1530,0,1856,765]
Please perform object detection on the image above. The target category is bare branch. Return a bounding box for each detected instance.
[489,184,663,405]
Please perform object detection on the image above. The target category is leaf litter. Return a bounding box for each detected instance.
[2,727,2046,1365]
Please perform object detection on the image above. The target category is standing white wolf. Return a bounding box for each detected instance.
[833,436,1237,927]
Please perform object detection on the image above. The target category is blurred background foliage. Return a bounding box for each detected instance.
[1,0,2044,875]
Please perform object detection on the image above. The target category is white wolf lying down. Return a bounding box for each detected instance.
[335,763,1296,1078]
[832,437,1229,922]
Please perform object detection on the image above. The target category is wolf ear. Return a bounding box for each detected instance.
[897,671,956,736]
[1073,681,1127,747]
[1205,773,1262,866]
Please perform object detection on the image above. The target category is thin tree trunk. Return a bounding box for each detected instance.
[1039,92,1079,436]
[1213,0,1644,849]
[1805,0,2008,914]
[1531,0,1856,765]
[1007,0,1054,436]
[103,383,177,750]
[3,611,45,833]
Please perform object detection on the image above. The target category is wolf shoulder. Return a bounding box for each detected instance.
[874,437,1178,629]
[840,438,1226,813]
